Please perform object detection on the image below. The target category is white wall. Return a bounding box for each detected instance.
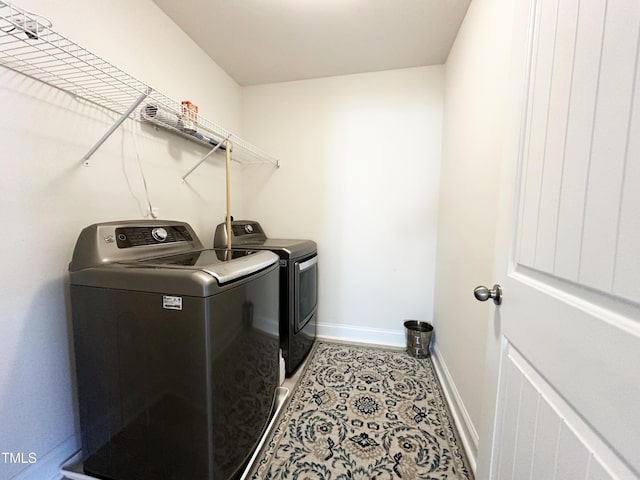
[0,1,244,478]
[241,67,444,346]
[433,0,513,466]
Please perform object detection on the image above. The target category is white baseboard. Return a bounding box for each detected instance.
[316,321,405,348]
[431,344,479,473]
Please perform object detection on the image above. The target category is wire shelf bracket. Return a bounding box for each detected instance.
[0,0,280,170]
[181,134,231,182]
[83,87,151,165]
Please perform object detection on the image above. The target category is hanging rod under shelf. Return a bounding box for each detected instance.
[0,0,279,168]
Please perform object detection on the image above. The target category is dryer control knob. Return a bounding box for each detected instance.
[244,224,254,234]
[152,227,168,242]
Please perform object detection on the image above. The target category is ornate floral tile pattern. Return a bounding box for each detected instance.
[249,342,474,480]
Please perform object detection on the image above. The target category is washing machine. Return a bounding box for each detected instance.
[214,220,317,375]
[68,220,280,480]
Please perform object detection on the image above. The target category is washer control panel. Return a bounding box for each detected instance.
[69,220,204,271]
[214,220,267,248]
[152,227,168,242]
[115,225,193,248]
[231,222,263,237]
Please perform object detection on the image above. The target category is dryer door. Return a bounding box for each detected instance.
[294,254,318,333]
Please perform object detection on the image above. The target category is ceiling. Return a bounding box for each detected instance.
[152,0,471,86]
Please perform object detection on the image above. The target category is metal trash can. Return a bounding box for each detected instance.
[404,320,433,358]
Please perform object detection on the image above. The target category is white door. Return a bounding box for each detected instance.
[477,0,640,478]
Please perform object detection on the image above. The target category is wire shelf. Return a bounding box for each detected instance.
[0,0,279,169]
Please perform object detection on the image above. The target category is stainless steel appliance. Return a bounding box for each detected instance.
[68,220,280,480]
[214,220,317,376]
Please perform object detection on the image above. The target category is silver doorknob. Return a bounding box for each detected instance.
[474,284,502,305]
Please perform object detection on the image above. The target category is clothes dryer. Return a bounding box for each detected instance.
[214,220,317,375]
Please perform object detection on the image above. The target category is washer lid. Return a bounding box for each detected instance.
[125,249,278,284]
[69,249,279,295]
[213,220,317,259]
[233,239,317,259]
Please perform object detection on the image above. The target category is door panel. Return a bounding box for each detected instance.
[577,1,639,293]
[494,344,627,480]
[554,0,607,280]
[517,0,640,299]
[498,271,640,476]
[482,0,640,477]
